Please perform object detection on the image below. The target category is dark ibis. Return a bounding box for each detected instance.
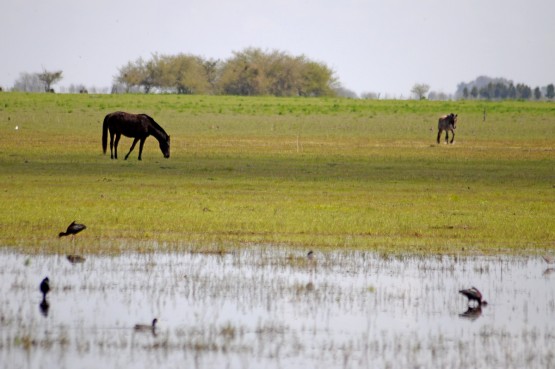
[59,221,86,238]
[134,318,158,331]
[40,277,50,300]
[459,286,487,306]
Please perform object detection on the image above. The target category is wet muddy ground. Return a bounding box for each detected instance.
[1,248,554,369]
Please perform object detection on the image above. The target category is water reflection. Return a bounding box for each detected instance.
[39,298,50,317]
[66,255,86,264]
[458,306,482,321]
[0,249,554,369]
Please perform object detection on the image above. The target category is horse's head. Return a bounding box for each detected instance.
[160,135,170,158]
[451,113,458,129]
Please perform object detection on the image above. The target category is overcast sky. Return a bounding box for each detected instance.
[2,0,554,96]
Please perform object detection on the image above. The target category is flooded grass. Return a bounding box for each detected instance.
[1,247,554,369]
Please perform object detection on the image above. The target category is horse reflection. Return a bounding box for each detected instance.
[459,306,482,321]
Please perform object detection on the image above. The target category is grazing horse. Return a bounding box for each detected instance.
[102,112,170,160]
[437,113,458,144]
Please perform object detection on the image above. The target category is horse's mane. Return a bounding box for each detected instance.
[140,114,168,138]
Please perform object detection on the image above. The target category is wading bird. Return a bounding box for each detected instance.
[59,221,87,238]
[134,318,158,331]
[459,287,487,306]
[307,250,314,260]
[40,277,50,300]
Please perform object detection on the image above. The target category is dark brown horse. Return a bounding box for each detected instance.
[437,113,458,144]
[102,112,170,160]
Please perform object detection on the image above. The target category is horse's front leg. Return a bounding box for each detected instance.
[125,138,140,160]
[137,138,146,161]
[450,129,455,144]
[437,130,442,144]
[445,130,449,144]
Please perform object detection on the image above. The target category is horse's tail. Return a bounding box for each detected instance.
[102,114,109,154]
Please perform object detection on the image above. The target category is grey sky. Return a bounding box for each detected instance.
[2,0,554,96]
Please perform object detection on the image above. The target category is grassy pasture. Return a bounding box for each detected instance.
[0,92,553,254]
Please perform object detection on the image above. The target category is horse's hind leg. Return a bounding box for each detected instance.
[114,134,121,159]
[445,131,449,144]
[125,138,140,160]
[109,133,116,159]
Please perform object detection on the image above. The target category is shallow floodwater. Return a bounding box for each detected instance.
[0,248,554,369]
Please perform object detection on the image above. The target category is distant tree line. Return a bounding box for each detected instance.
[114,48,338,97]
[456,76,554,100]
[12,70,63,93]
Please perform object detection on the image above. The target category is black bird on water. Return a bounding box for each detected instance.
[40,277,50,300]
[459,287,488,306]
[59,221,86,238]
[134,318,158,332]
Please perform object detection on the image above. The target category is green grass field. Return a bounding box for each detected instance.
[0,92,553,254]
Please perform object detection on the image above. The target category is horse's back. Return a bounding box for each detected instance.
[438,115,449,127]
[438,114,456,130]
[105,111,149,137]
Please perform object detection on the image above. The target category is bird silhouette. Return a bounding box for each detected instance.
[307,250,314,260]
[459,287,488,306]
[40,277,50,300]
[59,221,86,238]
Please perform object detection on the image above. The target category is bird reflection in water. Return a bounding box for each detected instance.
[39,299,50,317]
[459,306,482,321]
[542,255,554,277]
[66,255,86,264]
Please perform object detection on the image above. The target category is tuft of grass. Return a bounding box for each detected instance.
[0,93,553,255]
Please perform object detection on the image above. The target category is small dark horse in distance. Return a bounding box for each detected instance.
[437,113,458,144]
[102,112,170,160]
